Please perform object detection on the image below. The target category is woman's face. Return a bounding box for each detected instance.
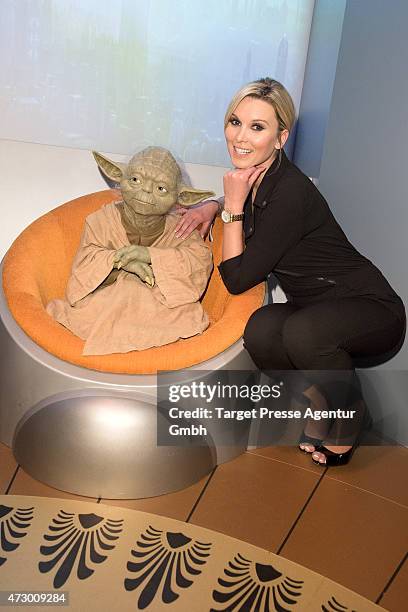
[224,96,288,169]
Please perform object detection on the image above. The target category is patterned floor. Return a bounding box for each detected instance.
[1,440,407,610]
[0,495,388,611]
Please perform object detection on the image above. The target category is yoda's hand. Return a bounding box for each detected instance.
[113,245,151,269]
[121,260,155,287]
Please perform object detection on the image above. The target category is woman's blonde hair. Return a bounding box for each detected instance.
[224,77,296,142]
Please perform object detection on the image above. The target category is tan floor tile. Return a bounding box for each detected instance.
[279,478,408,601]
[248,445,322,474]
[8,467,97,502]
[100,473,210,521]
[326,445,408,507]
[189,452,320,551]
[0,442,17,493]
[379,556,408,611]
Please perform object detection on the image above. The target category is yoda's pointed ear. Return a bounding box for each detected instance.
[92,151,127,182]
[178,185,216,207]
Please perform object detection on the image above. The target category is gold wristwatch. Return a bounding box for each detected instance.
[221,209,245,223]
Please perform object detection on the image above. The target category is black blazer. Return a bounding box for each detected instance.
[218,152,404,320]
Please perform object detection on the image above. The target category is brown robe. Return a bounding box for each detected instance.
[46,203,213,355]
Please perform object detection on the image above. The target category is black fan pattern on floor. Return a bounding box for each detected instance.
[0,504,34,567]
[125,525,212,609]
[322,595,356,611]
[211,552,304,611]
[39,510,124,588]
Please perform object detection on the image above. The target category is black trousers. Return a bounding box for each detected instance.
[243,297,406,445]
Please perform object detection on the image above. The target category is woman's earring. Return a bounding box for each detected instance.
[267,146,283,177]
[274,147,282,168]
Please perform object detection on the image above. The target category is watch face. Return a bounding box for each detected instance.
[221,210,230,223]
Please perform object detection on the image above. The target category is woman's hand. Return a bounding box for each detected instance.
[174,201,219,240]
[223,165,266,211]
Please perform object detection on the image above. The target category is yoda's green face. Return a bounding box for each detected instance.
[121,153,179,215]
[93,147,214,216]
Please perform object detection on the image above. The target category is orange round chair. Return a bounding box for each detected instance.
[0,190,265,498]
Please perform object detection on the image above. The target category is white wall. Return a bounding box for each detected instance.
[293,0,346,177]
[318,0,408,368]
[317,0,408,445]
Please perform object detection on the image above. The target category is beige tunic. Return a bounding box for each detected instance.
[46,203,213,355]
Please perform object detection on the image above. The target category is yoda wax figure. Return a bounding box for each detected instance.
[46,147,214,355]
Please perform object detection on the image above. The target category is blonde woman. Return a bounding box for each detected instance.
[175,78,405,466]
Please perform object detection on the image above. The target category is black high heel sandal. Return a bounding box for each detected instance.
[298,433,322,454]
[295,391,325,453]
[312,444,356,466]
[312,411,373,467]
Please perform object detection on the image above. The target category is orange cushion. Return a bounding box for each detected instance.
[2,190,265,374]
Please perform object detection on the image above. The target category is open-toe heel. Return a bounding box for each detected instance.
[312,444,356,466]
[312,407,372,466]
[298,433,322,454]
